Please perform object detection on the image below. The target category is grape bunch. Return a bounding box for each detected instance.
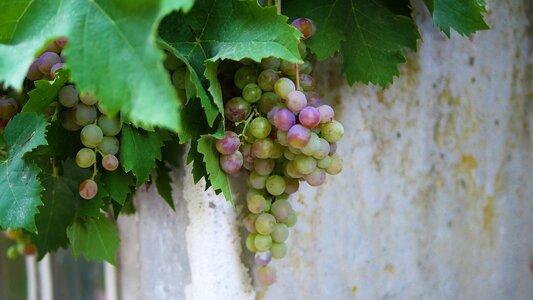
[2,228,37,259]
[25,38,123,200]
[216,18,344,287]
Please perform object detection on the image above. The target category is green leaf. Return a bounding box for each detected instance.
[155,161,174,210]
[0,0,194,131]
[0,113,48,232]
[424,0,489,36]
[22,69,68,114]
[67,215,120,265]
[101,169,135,206]
[284,0,420,86]
[197,135,232,202]
[120,125,164,186]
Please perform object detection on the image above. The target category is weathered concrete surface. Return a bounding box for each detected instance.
[119,0,533,299]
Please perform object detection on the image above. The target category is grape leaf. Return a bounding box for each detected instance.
[155,161,175,210]
[0,113,48,232]
[67,215,120,265]
[0,0,194,132]
[197,135,232,202]
[283,0,420,86]
[101,169,135,206]
[120,125,164,186]
[22,69,68,114]
[424,0,489,36]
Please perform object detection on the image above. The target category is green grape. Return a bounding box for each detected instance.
[7,245,18,259]
[254,234,273,251]
[276,130,289,146]
[284,147,296,160]
[300,60,313,74]
[98,136,119,155]
[75,148,96,168]
[326,155,343,175]
[172,66,187,89]
[246,233,258,252]
[264,199,272,212]
[293,155,317,175]
[271,223,289,243]
[247,193,266,214]
[320,120,344,143]
[255,213,276,235]
[276,194,289,201]
[298,41,307,58]
[97,115,122,136]
[313,138,331,160]
[248,171,268,190]
[80,124,103,148]
[163,52,183,70]
[79,92,99,105]
[270,142,283,159]
[271,242,287,259]
[285,160,303,179]
[246,188,265,201]
[242,83,262,103]
[243,214,258,233]
[279,60,296,76]
[257,69,279,92]
[257,265,276,287]
[271,200,292,222]
[234,66,257,89]
[284,211,298,227]
[251,138,274,159]
[253,159,275,176]
[265,175,286,196]
[317,156,332,169]
[284,178,299,194]
[300,132,321,156]
[260,57,280,70]
[258,92,281,114]
[58,85,79,108]
[274,78,296,100]
[73,103,97,126]
[249,117,271,139]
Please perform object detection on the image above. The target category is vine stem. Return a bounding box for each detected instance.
[295,63,301,91]
[275,0,281,15]
[91,150,98,179]
[236,109,258,141]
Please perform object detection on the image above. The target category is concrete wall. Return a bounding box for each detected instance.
[118,0,533,299]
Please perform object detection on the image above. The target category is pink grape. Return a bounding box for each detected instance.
[216,131,240,154]
[272,108,296,131]
[305,168,326,186]
[291,18,316,40]
[79,179,98,200]
[220,150,243,175]
[298,106,320,128]
[255,251,272,266]
[257,266,276,287]
[252,138,274,159]
[305,92,325,107]
[318,105,334,124]
[287,124,310,149]
[49,62,64,79]
[102,154,119,171]
[243,214,258,233]
[286,91,307,112]
[329,142,338,155]
[224,97,251,122]
[36,52,61,74]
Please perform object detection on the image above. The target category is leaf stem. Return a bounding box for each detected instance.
[236,109,258,140]
[275,0,281,14]
[295,63,301,91]
[91,150,98,179]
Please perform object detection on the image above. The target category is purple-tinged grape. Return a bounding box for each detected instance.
[329,142,338,155]
[299,106,320,128]
[224,97,251,122]
[284,178,299,194]
[251,138,274,159]
[220,150,243,175]
[258,92,280,114]
[321,120,344,143]
[272,108,296,131]
[326,155,343,175]
[102,154,119,171]
[163,52,183,71]
[255,251,272,266]
[271,243,287,259]
[73,103,97,126]
[274,78,295,100]
[243,214,258,233]
[234,66,257,89]
[291,18,316,40]
[79,91,98,105]
[80,124,103,148]
[313,138,331,160]
[247,194,266,214]
[299,74,315,91]
[0,97,18,119]
[254,159,275,176]
[305,92,325,107]
[60,109,82,131]
[270,142,283,159]
[271,223,289,243]
[317,156,332,169]
[249,117,272,139]
[79,179,98,200]
[36,52,61,74]
[265,175,286,196]
[241,143,255,164]
[279,60,296,76]
[76,148,96,168]
[216,131,240,154]
[98,136,119,155]
[254,234,273,252]
[258,69,279,92]
[172,66,187,89]
[305,168,326,186]
[271,200,292,222]
[284,211,297,227]
[298,41,307,58]
[97,115,122,136]
[26,60,43,81]
[257,266,276,287]
[49,63,64,79]
[58,85,79,108]
[260,57,280,70]
[243,83,262,103]
[287,124,311,149]
[318,105,334,124]
[248,171,268,189]
[300,60,313,74]
[286,91,307,112]
[294,155,317,175]
[255,213,276,235]
[246,233,258,252]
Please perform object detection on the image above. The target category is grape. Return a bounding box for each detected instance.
[58,85,79,108]
[80,124,104,148]
[329,142,338,155]
[36,52,61,74]
[249,117,271,139]
[313,138,331,160]
[163,52,183,70]
[251,138,274,159]
[243,214,258,233]
[273,78,295,100]
[279,60,296,76]
[265,175,286,196]
[98,136,119,155]
[284,211,297,227]
[220,150,243,175]
[258,92,280,114]
[301,133,321,156]
[257,69,279,92]
[49,62,64,79]
[7,245,18,259]
[241,143,254,164]
[306,92,325,107]
[215,131,240,154]
[26,60,43,81]
[255,213,276,235]
[0,97,18,119]
[325,155,343,175]
[97,115,122,136]
[287,124,311,149]
[317,156,332,169]
[79,91,98,105]
[257,266,276,287]
[172,66,187,89]
[284,178,299,194]
[288,145,302,155]
[253,159,275,176]
[45,40,62,53]
[300,60,313,74]
[318,105,334,123]
[224,97,251,122]
[283,147,296,160]
[260,57,280,70]
[298,41,307,58]
[271,223,289,243]
[294,155,317,175]
[255,251,272,266]
[246,234,258,252]
[305,168,326,186]
[270,142,283,159]
[248,171,268,190]
[73,103,97,126]
[286,91,307,112]
[60,109,82,131]
[5,228,21,240]
[254,234,273,251]
[79,179,98,200]
[299,74,315,91]
[321,120,344,143]
[299,106,320,128]
[276,130,289,146]
[242,83,262,103]
[271,200,292,222]
[272,108,296,131]
[247,194,266,214]
[102,154,119,171]
[264,198,272,211]
[291,18,316,40]
[234,66,257,89]
[55,37,68,49]
[76,148,96,168]
[285,161,303,179]
[270,243,287,259]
